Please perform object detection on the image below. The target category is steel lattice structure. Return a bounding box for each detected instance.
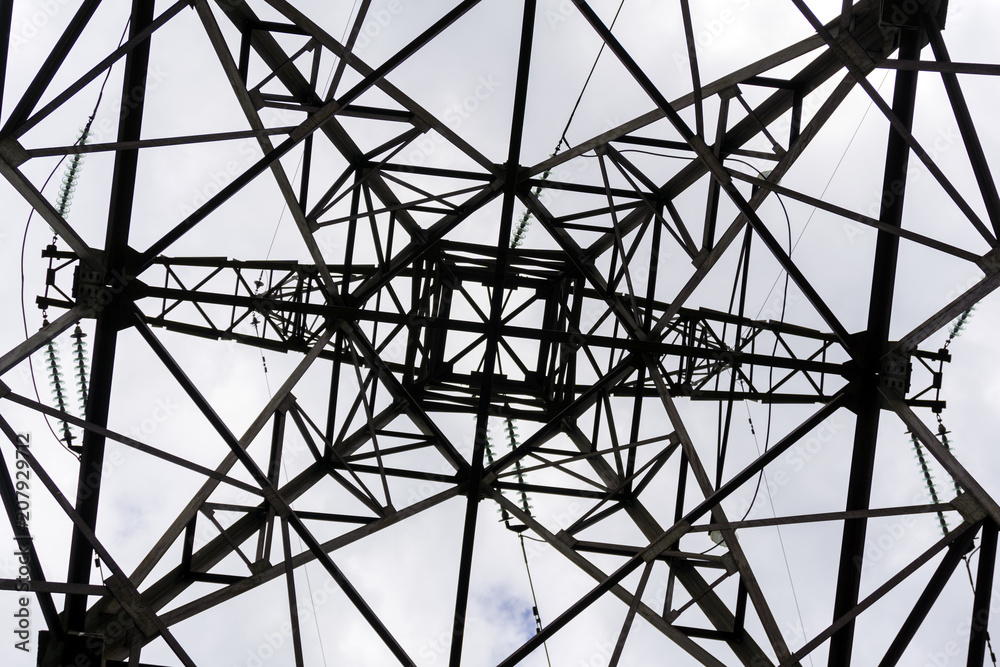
[2,0,1000,664]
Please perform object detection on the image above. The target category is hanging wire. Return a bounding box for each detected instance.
[487,7,629,658]
[556,0,627,153]
[508,0,627,252]
[754,71,892,319]
[250,8,363,665]
[500,415,551,667]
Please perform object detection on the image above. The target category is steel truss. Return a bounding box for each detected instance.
[2,0,1000,665]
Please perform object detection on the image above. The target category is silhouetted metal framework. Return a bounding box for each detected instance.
[2,0,1000,665]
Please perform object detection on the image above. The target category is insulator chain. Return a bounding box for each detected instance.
[40,126,93,450]
[504,417,533,518]
[71,324,90,413]
[480,416,535,532]
[510,150,557,249]
[43,316,75,448]
[944,304,977,348]
[910,299,974,533]
[482,418,515,528]
[54,128,90,224]
[909,432,948,537]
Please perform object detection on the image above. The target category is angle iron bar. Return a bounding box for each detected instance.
[783,520,980,666]
[526,22,849,179]
[488,488,730,667]
[344,338,393,507]
[194,0,353,296]
[885,391,1000,526]
[257,0,498,175]
[558,421,773,666]
[665,567,735,623]
[0,419,198,667]
[877,526,978,666]
[149,0,484,271]
[0,2,10,119]
[289,405,390,516]
[199,1,476,477]
[132,312,417,665]
[246,37,318,94]
[0,306,83,376]
[829,27,921,661]
[565,502,627,538]
[66,0,154,631]
[733,90,786,156]
[126,318,335,588]
[92,429,346,650]
[26,126,299,158]
[310,135,439,226]
[12,0,186,140]
[608,560,654,667]
[788,0,997,246]
[279,517,306,667]
[728,170,981,263]
[878,60,1000,75]
[643,71,863,347]
[0,0,102,137]
[643,353,793,660]
[1,391,262,496]
[694,502,959,532]
[0,160,101,269]
[501,432,676,478]
[156,483,465,632]
[583,11,887,261]
[678,0,704,138]
[0,579,105,596]
[968,521,998,666]
[448,3,536,662]
[924,13,1000,237]
[325,0,373,100]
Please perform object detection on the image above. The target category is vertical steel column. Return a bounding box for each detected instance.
[448,2,535,665]
[0,0,102,137]
[702,93,731,252]
[0,0,12,119]
[64,0,154,634]
[968,522,998,666]
[827,26,922,666]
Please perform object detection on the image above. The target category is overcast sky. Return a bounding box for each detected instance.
[2,1,1000,665]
